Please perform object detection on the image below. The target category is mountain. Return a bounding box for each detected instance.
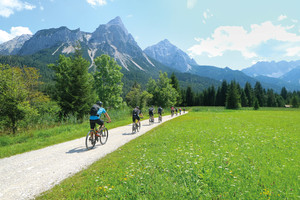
[242,60,300,78]
[280,66,300,85]
[7,17,156,73]
[144,39,197,72]
[0,34,32,55]
[0,17,220,95]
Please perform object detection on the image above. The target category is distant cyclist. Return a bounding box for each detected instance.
[149,106,155,121]
[90,101,111,134]
[183,108,186,113]
[175,107,178,115]
[171,106,175,116]
[133,106,143,125]
[158,106,163,117]
[179,108,182,115]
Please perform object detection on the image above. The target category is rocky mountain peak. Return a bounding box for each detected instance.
[144,39,197,72]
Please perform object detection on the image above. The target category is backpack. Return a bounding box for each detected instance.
[90,104,100,116]
[133,108,139,116]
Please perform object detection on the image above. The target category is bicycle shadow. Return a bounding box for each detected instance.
[66,147,87,154]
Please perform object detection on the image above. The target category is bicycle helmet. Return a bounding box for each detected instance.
[96,101,103,106]
[136,106,140,109]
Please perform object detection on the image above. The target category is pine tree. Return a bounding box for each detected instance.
[244,82,253,107]
[50,49,95,119]
[254,82,264,107]
[291,95,299,108]
[253,98,260,110]
[170,72,182,105]
[186,86,194,106]
[226,81,241,109]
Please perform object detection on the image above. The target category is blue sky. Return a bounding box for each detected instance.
[0,0,300,70]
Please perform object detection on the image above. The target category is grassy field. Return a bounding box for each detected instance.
[37,107,299,199]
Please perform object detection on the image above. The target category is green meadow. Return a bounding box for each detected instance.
[37,108,299,199]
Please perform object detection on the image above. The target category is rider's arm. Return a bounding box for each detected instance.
[104,112,111,123]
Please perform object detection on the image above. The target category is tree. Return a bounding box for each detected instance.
[226,81,241,109]
[280,87,288,100]
[94,54,123,108]
[291,95,299,108]
[50,49,95,119]
[0,65,48,133]
[240,90,248,107]
[126,83,152,110]
[186,86,194,106]
[266,89,276,107]
[254,82,264,107]
[253,98,260,110]
[244,82,253,107]
[147,71,179,107]
[170,72,182,105]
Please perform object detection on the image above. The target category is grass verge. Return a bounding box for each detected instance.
[37,108,299,199]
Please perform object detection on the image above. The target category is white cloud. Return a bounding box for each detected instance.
[0,26,32,43]
[187,0,197,9]
[286,46,300,57]
[0,0,36,17]
[202,9,213,24]
[188,21,300,59]
[278,15,287,21]
[86,0,107,6]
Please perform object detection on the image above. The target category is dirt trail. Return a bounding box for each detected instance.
[0,112,187,200]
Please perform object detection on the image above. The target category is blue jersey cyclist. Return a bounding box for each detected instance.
[90,101,111,130]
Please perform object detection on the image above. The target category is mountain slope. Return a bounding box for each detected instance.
[0,34,32,55]
[280,66,300,85]
[144,39,197,72]
[242,60,300,78]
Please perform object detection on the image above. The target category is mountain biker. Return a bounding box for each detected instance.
[133,106,143,124]
[175,107,178,115]
[149,105,155,121]
[158,106,163,117]
[171,106,175,116]
[90,101,111,135]
[179,108,182,115]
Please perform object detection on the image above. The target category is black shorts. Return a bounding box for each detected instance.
[90,119,104,129]
[149,112,154,116]
[133,115,140,123]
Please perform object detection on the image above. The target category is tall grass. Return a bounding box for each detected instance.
[37,108,299,199]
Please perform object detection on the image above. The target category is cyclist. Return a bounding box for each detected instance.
[90,101,111,136]
[175,107,178,115]
[171,106,175,116]
[149,105,155,122]
[183,108,185,113]
[133,106,143,125]
[158,106,163,117]
[179,108,182,115]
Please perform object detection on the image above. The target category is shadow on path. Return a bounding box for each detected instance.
[66,147,87,154]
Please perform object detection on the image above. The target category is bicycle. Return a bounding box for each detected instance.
[149,115,154,125]
[158,114,162,123]
[86,122,109,150]
[132,119,141,134]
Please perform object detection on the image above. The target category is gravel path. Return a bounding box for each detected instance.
[0,112,187,200]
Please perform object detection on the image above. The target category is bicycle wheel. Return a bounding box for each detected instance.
[137,122,140,132]
[100,128,109,145]
[86,130,96,150]
[132,123,136,134]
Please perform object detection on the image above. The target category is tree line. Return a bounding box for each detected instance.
[180,80,300,109]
